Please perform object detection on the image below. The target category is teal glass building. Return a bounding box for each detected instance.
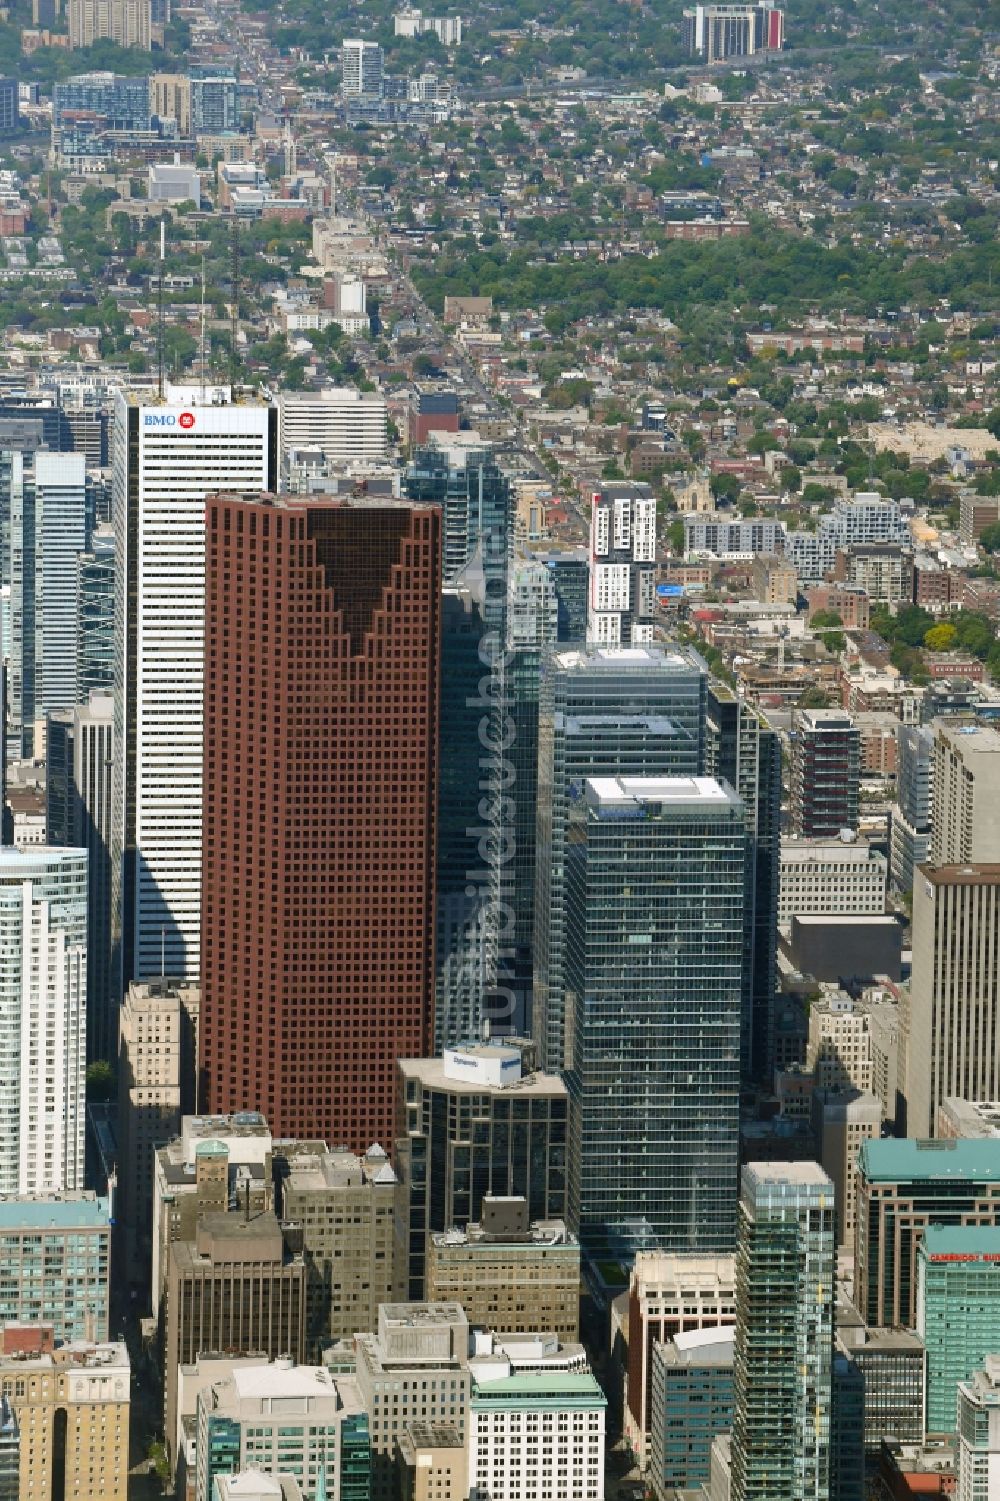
[918,1224,1000,1436]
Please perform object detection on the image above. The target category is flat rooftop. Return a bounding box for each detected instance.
[780,839,883,863]
[471,1372,606,1405]
[397,1056,566,1098]
[381,1303,467,1327]
[937,722,1000,756]
[666,1326,735,1361]
[919,864,1000,887]
[859,1137,1000,1182]
[0,1193,110,1229]
[587,774,735,808]
[553,645,699,672]
[744,1161,833,1188]
[922,1224,1000,1259]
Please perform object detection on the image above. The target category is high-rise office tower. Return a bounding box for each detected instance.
[789,708,860,838]
[706,684,781,1081]
[76,524,115,699]
[506,550,589,974]
[395,1043,568,1300]
[45,691,115,1062]
[565,776,745,1260]
[533,644,706,1073]
[199,494,440,1151]
[918,1224,1000,1437]
[405,443,512,613]
[341,38,384,97]
[117,977,199,1280]
[889,723,933,895]
[436,579,491,1048]
[854,1137,1000,1331]
[111,389,276,991]
[731,1162,835,1501]
[904,864,1000,1138]
[930,722,1000,865]
[587,483,657,646]
[0,848,87,1192]
[35,452,87,724]
[407,444,513,1033]
[1,449,34,760]
[277,389,388,471]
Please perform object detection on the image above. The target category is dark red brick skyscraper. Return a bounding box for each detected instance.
[199,494,441,1150]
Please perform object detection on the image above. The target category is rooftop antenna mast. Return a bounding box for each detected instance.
[157,218,166,400]
[230,215,240,393]
[199,254,207,404]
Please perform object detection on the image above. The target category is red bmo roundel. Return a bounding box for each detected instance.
[179,411,195,430]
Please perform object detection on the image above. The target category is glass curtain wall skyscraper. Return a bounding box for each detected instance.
[35,451,87,721]
[706,685,781,1081]
[533,645,707,1073]
[76,524,115,699]
[732,1162,835,1501]
[406,442,514,1039]
[564,776,745,1260]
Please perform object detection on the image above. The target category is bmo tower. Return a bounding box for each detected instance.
[587,483,657,646]
[111,387,277,991]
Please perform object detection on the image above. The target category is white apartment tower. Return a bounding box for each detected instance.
[341,39,384,97]
[587,483,657,646]
[0,848,87,1193]
[111,387,276,990]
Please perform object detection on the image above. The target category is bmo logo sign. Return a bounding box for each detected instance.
[144,411,196,429]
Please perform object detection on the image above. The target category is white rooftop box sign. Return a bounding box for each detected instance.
[443,1045,522,1088]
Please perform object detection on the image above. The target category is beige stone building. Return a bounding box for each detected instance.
[425,1197,580,1340]
[278,1143,398,1356]
[0,1332,130,1501]
[149,73,191,134]
[930,722,1000,866]
[812,1087,882,1247]
[118,978,199,1282]
[399,1421,468,1500]
[751,553,797,606]
[905,864,1000,1138]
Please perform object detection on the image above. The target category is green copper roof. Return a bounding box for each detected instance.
[471,1373,606,1409]
[859,1138,1000,1183]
